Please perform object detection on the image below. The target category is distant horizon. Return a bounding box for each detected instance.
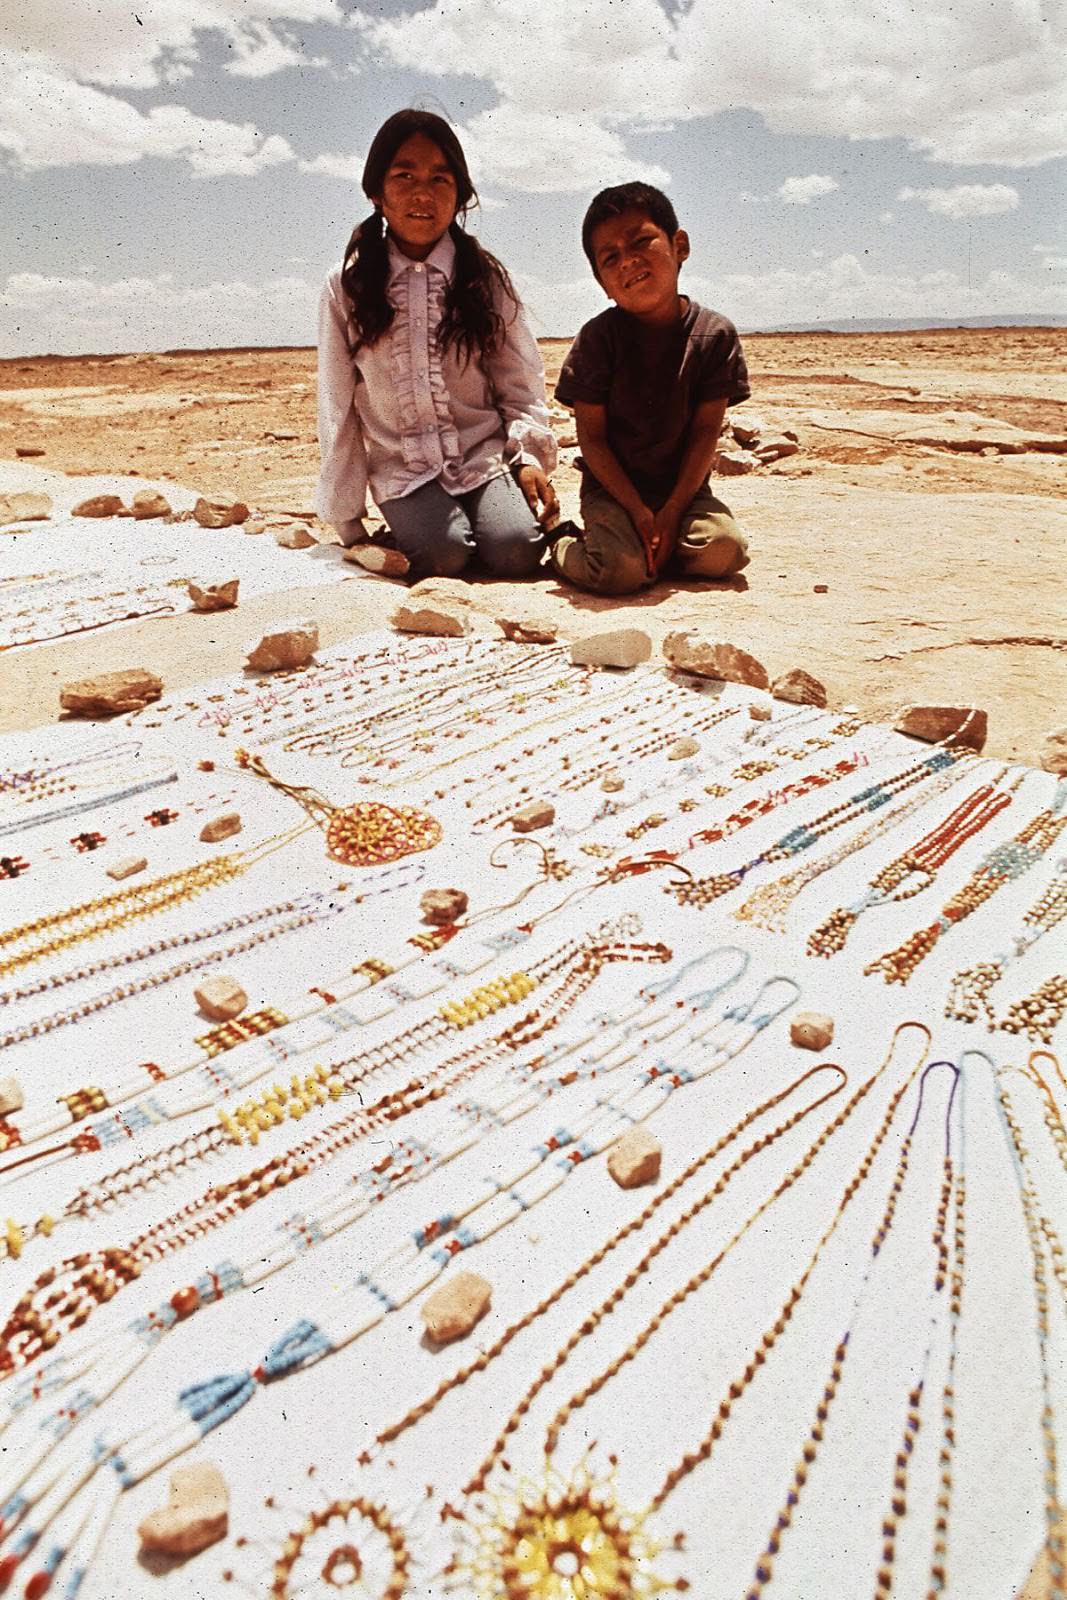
[1,312,1064,366]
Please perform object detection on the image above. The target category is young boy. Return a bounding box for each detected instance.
[550,182,751,595]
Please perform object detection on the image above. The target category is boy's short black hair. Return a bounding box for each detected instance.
[581,182,681,273]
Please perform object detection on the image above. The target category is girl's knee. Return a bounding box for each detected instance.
[478,528,545,579]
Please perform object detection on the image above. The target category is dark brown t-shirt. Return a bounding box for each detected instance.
[554,299,750,505]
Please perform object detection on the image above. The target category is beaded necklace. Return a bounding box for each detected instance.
[865,781,1067,986]
[1,947,761,1376]
[670,752,957,909]
[946,856,1067,1030]
[234,750,442,865]
[809,775,1020,957]
[227,1062,849,1600]
[442,1023,932,1597]
[0,872,421,1052]
[741,1061,962,1599]
[736,756,978,933]
[0,966,801,1595]
[988,1050,1067,1600]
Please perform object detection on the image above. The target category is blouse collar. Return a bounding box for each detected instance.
[386,231,456,283]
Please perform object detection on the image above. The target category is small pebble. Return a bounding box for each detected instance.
[790,1012,834,1051]
[421,1271,492,1343]
[601,770,624,792]
[421,887,469,925]
[511,799,555,832]
[0,1077,24,1116]
[138,1462,229,1558]
[199,812,242,843]
[748,702,772,721]
[608,1126,662,1188]
[667,736,700,760]
[107,855,147,881]
[194,975,248,1021]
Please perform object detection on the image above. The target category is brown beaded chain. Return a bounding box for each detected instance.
[946,858,1067,1029]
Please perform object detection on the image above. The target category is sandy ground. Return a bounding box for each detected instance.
[1,325,1064,763]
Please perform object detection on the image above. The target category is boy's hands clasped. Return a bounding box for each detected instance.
[634,500,682,577]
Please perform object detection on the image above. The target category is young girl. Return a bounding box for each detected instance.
[316,109,558,582]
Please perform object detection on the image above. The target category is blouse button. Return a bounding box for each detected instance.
[414,263,424,273]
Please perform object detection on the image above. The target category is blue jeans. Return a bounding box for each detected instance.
[378,472,545,580]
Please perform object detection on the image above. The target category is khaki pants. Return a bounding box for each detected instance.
[551,478,749,596]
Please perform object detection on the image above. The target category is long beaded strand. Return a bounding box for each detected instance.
[736,757,978,932]
[808,776,1019,957]
[670,752,959,909]
[988,1051,1066,1600]
[865,781,1067,986]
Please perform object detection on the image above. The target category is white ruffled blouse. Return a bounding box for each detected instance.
[315,232,556,532]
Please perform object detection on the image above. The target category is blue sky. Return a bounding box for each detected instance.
[1,0,1064,355]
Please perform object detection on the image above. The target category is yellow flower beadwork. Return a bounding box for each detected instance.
[439,972,536,1030]
[219,1064,344,1145]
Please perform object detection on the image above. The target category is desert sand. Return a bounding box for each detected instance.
[1,324,1064,762]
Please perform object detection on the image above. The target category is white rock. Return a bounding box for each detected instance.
[107,855,147,881]
[245,620,319,672]
[199,812,242,843]
[0,1077,24,1115]
[790,1012,835,1051]
[663,633,770,690]
[569,628,652,669]
[421,887,468,925]
[754,438,801,463]
[714,450,758,476]
[608,1126,662,1188]
[194,975,248,1021]
[274,523,316,549]
[1041,726,1067,775]
[187,579,239,612]
[137,1462,229,1558]
[421,1271,492,1343]
[391,602,471,638]
[497,615,559,644]
[730,418,765,446]
[771,669,828,708]
[894,704,987,752]
[511,799,555,832]
[344,543,410,577]
[60,668,164,717]
[601,770,624,792]
[668,736,700,759]
[748,702,772,721]
[0,491,52,524]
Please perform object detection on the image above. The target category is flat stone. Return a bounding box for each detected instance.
[569,628,652,669]
[511,799,555,832]
[245,620,319,672]
[894,704,988,752]
[601,770,624,792]
[107,855,147,881]
[421,887,469,925]
[60,667,163,718]
[14,446,45,458]
[663,633,770,690]
[391,602,471,638]
[193,497,249,528]
[138,1462,229,1559]
[730,417,765,446]
[420,1271,492,1344]
[754,438,801,463]
[243,520,267,535]
[0,1077,24,1115]
[265,429,299,441]
[0,491,52,524]
[497,615,559,644]
[131,490,173,520]
[667,736,700,760]
[344,543,411,577]
[1040,726,1067,776]
[790,1012,835,1051]
[274,523,316,549]
[772,668,828,708]
[714,449,758,476]
[188,578,239,612]
[194,975,248,1021]
[608,1126,662,1189]
[71,493,125,518]
[199,812,242,843]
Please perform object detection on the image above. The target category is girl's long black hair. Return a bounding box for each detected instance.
[340,109,519,366]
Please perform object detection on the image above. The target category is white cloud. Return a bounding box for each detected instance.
[0,0,341,91]
[0,56,295,173]
[777,174,839,205]
[357,0,1067,171]
[300,151,365,182]
[459,108,669,194]
[0,270,319,356]
[898,183,1020,219]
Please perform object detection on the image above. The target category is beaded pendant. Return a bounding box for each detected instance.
[235,749,442,866]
